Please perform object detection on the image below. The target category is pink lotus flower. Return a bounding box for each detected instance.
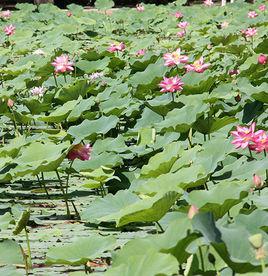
[177,30,186,38]
[188,205,199,219]
[258,54,267,65]
[136,49,145,56]
[108,42,126,53]
[89,72,104,80]
[242,27,257,38]
[250,130,268,152]
[248,11,258,18]
[185,57,210,73]
[253,174,263,189]
[159,76,184,93]
[52,54,74,73]
[66,11,72,17]
[204,0,214,6]
[7,98,14,108]
[221,21,229,29]
[175,11,183,19]
[67,144,92,161]
[136,3,144,12]
[177,21,189,29]
[229,69,240,76]
[258,4,266,12]
[30,86,45,97]
[0,10,11,19]
[163,48,188,67]
[3,24,15,36]
[231,122,256,149]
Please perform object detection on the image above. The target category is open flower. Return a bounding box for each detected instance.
[159,76,184,93]
[248,11,258,18]
[30,86,45,97]
[258,4,266,12]
[221,21,229,29]
[250,130,268,152]
[231,122,256,149]
[204,0,214,6]
[67,144,92,161]
[163,48,188,67]
[177,21,189,29]
[177,30,186,38]
[3,24,15,36]
[52,54,74,73]
[185,57,210,73]
[136,4,144,12]
[174,11,183,19]
[0,10,11,19]
[258,54,267,65]
[108,42,126,53]
[136,49,145,56]
[229,69,240,76]
[242,27,257,38]
[89,72,104,80]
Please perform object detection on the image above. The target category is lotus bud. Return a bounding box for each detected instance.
[253,174,263,189]
[7,98,14,108]
[188,205,199,219]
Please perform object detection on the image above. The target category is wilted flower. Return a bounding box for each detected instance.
[33,49,46,56]
[258,54,267,65]
[248,11,258,18]
[229,69,240,76]
[253,174,263,189]
[258,4,266,11]
[67,144,92,161]
[221,21,229,29]
[0,10,11,19]
[242,27,257,38]
[159,76,184,93]
[230,122,256,149]
[204,0,214,6]
[136,49,145,56]
[89,72,104,80]
[163,48,188,67]
[136,3,144,12]
[7,98,14,108]
[177,21,189,29]
[30,86,45,97]
[3,24,15,36]
[174,11,183,19]
[185,57,210,73]
[108,42,126,53]
[176,31,185,38]
[66,11,72,17]
[188,205,199,219]
[52,54,74,73]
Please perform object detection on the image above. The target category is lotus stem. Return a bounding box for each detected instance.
[155,221,164,233]
[25,228,32,269]
[198,247,205,271]
[53,73,58,87]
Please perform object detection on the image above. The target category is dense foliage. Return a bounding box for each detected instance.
[0,1,268,275]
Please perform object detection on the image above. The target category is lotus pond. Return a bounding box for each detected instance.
[0,0,268,275]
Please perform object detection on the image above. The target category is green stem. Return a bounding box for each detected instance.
[188,128,193,148]
[55,170,70,218]
[36,174,49,198]
[155,221,164,233]
[63,73,67,83]
[198,247,205,271]
[25,228,32,269]
[261,258,266,273]
[53,73,58,87]
[65,160,74,195]
[171,92,175,102]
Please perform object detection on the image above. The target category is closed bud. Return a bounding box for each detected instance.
[7,98,14,108]
[258,54,267,65]
[253,174,263,189]
[188,205,199,219]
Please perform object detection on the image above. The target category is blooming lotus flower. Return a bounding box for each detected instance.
[0,10,11,19]
[136,4,144,12]
[204,0,214,6]
[7,98,14,108]
[253,174,263,189]
[221,21,229,29]
[136,49,145,56]
[89,72,104,80]
[108,42,126,53]
[248,11,258,18]
[229,69,240,76]
[177,30,186,38]
[242,27,257,38]
[175,11,183,19]
[177,21,189,29]
[159,76,184,93]
[66,11,72,17]
[258,54,267,65]
[3,24,15,36]
[30,86,45,97]
[163,48,188,67]
[188,205,199,219]
[230,122,256,149]
[52,54,74,73]
[185,57,210,73]
[250,130,268,152]
[67,144,92,161]
[259,4,266,12]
